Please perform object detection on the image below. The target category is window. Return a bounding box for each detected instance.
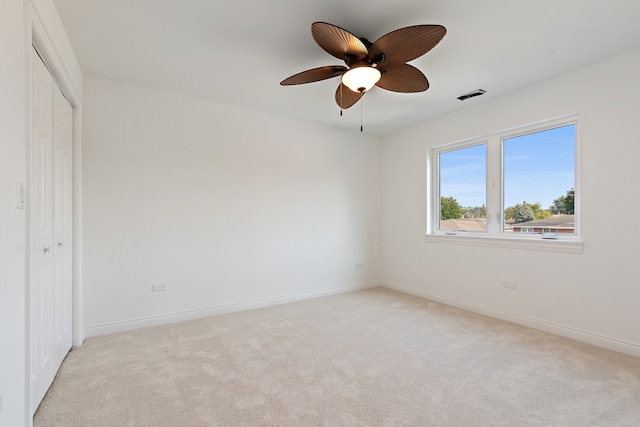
[429,116,580,250]
[439,144,486,232]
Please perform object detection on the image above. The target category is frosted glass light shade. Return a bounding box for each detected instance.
[341,67,381,93]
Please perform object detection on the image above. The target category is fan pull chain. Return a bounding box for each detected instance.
[360,93,364,132]
[339,84,343,116]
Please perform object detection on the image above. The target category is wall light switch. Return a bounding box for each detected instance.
[17,181,25,209]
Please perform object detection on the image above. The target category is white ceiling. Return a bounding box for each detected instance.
[52,0,640,135]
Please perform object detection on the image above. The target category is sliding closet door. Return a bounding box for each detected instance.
[30,46,73,414]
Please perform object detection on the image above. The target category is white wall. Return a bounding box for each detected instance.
[381,48,640,355]
[81,76,381,334]
[0,1,27,425]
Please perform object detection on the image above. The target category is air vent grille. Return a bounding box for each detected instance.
[457,89,486,101]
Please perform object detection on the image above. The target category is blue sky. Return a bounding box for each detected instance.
[440,125,574,209]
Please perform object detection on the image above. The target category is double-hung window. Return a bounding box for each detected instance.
[428,116,581,252]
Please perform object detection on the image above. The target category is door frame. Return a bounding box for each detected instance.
[28,1,84,418]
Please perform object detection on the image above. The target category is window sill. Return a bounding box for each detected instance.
[424,233,583,254]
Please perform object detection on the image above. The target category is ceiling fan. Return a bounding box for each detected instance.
[280,22,447,110]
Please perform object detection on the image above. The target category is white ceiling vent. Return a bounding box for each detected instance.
[457,89,486,101]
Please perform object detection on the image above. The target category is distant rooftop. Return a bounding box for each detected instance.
[439,214,575,231]
[440,218,487,231]
[512,215,574,228]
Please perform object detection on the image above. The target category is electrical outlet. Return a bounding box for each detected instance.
[503,281,517,289]
[355,263,362,268]
[151,283,166,292]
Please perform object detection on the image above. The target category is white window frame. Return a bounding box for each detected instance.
[426,115,583,254]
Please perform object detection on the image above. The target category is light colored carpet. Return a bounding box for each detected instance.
[35,287,640,426]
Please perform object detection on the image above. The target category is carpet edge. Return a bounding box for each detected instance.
[381,280,640,358]
[84,281,380,338]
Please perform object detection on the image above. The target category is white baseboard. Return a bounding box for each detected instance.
[84,281,379,338]
[381,280,640,358]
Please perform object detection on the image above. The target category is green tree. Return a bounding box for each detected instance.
[536,210,552,220]
[550,188,575,214]
[515,201,535,223]
[550,198,563,214]
[505,201,551,221]
[504,205,517,222]
[529,202,552,220]
[440,196,464,220]
[462,205,486,219]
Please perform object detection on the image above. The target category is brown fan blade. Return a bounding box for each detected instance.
[335,83,362,109]
[376,64,429,93]
[280,65,347,85]
[312,22,368,62]
[369,25,446,67]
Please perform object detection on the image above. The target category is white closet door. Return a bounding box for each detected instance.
[52,82,73,370]
[30,47,73,414]
[30,47,55,412]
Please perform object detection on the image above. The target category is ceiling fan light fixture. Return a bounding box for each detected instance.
[341,66,381,93]
[281,22,447,111]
